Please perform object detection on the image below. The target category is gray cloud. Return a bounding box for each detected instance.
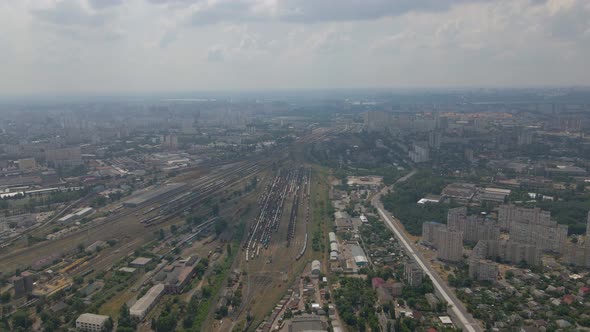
[276,0,481,23]
[88,0,124,10]
[31,1,110,27]
[171,0,485,26]
[207,46,225,62]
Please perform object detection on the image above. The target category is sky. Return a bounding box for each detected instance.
[1,0,590,95]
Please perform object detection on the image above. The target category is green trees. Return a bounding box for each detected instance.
[11,310,32,330]
[381,170,454,235]
[333,277,377,331]
[117,303,136,331]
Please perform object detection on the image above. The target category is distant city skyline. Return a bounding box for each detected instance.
[1,0,590,95]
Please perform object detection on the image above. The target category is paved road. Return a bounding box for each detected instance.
[371,171,482,332]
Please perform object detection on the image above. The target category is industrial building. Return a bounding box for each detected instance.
[154,257,199,294]
[350,244,369,267]
[129,283,165,320]
[57,207,94,225]
[123,182,186,207]
[311,260,321,276]
[328,232,337,244]
[76,313,110,332]
[330,242,339,254]
[334,211,353,232]
[130,257,152,268]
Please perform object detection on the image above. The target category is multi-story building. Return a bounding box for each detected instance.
[421,221,445,247]
[498,205,550,231]
[13,272,34,298]
[45,147,82,168]
[75,313,110,332]
[476,240,542,266]
[409,142,430,163]
[562,243,590,268]
[447,208,500,244]
[468,258,498,282]
[428,131,441,149]
[404,262,424,286]
[437,229,463,262]
[499,205,568,253]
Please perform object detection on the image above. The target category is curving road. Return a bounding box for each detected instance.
[371,171,482,332]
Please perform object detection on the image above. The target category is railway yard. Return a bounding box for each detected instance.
[0,158,266,273]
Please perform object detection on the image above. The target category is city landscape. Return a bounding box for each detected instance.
[1,89,590,332]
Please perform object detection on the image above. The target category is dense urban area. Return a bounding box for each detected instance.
[1,88,590,332]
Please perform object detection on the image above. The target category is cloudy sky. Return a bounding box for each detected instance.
[1,0,589,94]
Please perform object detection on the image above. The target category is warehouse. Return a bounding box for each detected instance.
[328,232,337,244]
[130,257,152,268]
[330,251,339,261]
[123,182,186,207]
[350,244,369,267]
[311,260,321,276]
[129,284,165,320]
[330,242,339,254]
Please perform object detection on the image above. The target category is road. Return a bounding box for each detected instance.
[371,171,482,332]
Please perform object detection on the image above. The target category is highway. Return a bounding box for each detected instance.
[371,171,482,332]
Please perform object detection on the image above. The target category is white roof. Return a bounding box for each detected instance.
[131,257,152,265]
[77,313,109,325]
[439,316,453,324]
[130,284,165,316]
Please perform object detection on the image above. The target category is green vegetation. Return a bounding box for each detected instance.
[181,244,235,331]
[381,170,456,235]
[333,277,379,332]
[537,194,590,235]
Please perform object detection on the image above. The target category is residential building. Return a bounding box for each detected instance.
[421,221,445,247]
[437,228,463,262]
[468,258,498,282]
[447,208,500,244]
[476,240,542,266]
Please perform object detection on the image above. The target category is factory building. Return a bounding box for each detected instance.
[76,313,110,332]
[129,284,165,320]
